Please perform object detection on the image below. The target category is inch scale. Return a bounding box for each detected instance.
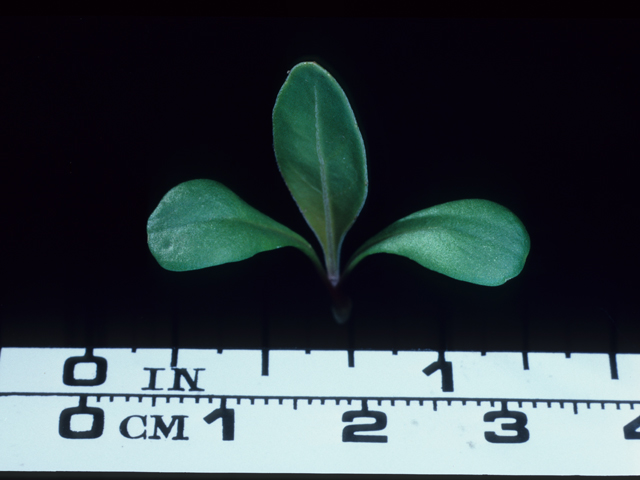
[0,347,638,475]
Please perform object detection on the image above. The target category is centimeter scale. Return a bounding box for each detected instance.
[0,347,638,475]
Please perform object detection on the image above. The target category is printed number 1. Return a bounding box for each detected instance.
[203,398,235,441]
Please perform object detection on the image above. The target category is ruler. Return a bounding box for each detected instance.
[0,347,638,475]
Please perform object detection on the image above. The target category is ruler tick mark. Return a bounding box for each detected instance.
[170,348,178,368]
[609,353,619,380]
[522,352,529,370]
[262,349,269,376]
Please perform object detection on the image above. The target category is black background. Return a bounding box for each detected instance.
[1,15,639,480]
[2,17,638,355]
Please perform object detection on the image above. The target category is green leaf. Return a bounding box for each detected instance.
[272,62,368,284]
[345,199,530,286]
[147,179,323,273]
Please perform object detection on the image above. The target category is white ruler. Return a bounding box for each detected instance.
[0,347,638,475]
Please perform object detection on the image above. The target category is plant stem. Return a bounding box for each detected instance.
[328,281,352,324]
[306,244,352,324]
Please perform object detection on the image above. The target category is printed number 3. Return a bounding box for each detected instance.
[484,403,530,444]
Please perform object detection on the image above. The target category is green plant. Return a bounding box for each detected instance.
[147,62,530,323]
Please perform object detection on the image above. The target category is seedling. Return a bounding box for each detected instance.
[147,62,530,323]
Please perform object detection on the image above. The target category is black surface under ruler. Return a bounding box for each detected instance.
[0,348,638,475]
[2,16,640,480]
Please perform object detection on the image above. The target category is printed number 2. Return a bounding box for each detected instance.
[623,414,640,439]
[484,402,530,444]
[342,401,388,443]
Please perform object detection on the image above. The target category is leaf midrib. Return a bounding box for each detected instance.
[153,216,303,244]
[314,85,334,258]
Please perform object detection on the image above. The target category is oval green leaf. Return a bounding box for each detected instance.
[345,199,530,286]
[273,62,368,284]
[147,179,323,272]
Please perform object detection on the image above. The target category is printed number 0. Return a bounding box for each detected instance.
[59,396,105,439]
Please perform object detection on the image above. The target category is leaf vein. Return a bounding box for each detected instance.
[314,85,336,280]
